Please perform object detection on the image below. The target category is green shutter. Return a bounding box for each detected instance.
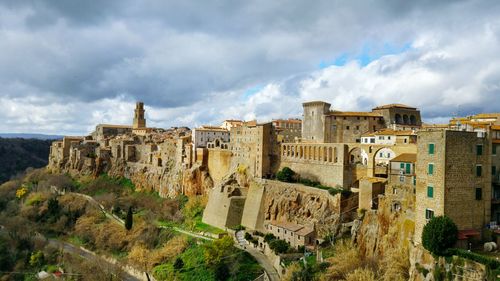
[406,163,411,174]
[476,145,483,156]
[427,186,433,198]
[400,163,405,169]
[493,145,497,155]
[428,164,434,175]
[476,165,482,177]
[476,188,482,200]
[428,143,435,155]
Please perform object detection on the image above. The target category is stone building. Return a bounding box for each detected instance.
[414,130,491,244]
[302,101,385,143]
[230,122,277,178]
[371,103,422,130]
[264,221,315,249]
[272,118,302,143]
[192,126,230,150]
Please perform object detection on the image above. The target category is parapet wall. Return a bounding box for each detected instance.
[279,143,351,188]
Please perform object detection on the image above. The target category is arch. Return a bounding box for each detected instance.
[215,139,220,147]
[348,147,362,164]
[403,114,409,124]
[328,147,333,162]
[334,147,338,163]
[299,146,303,158]
[369,146,395,177]
[410,115,417,125]
[395,113,402,124]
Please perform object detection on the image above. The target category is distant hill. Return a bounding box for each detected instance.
[0,133,63,140]
[0,138,53,184]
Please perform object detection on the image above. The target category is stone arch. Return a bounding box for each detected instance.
[370,146,395,177]
[395,113,402,124]
[403,114,409,124]
[410,115,417,125]
[215,139,220,147]
[348,147,362,164]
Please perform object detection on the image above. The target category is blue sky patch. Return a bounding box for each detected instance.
[319,41,413,68]
[242,85,264,99]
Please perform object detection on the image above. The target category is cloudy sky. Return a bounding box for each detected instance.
[1,0,500,135]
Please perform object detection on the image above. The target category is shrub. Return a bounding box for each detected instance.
[173,257,184,271]
[264,233,276,243]
[244,232,253,241]
[269,239,290,254]
[276,167,295,182]
[421,216,458,256]
[125,206,133,231]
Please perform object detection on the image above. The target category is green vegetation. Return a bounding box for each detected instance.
[153,237,262,281]
[0,168,261,279]
[422,216,458,256]
[276,167,296,182]
[0,138,53,184]
[269,239,290,254]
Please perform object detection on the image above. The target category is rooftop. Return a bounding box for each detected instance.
[269,221,304,232]
[362,129,415,137]
[390,153,417,163]
[328,111,383,117]
[97,124,133,129]
[372,103,417,110]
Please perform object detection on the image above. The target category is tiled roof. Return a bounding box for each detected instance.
[97,124,133,128]
[269,221,304,232]
[328,111,383,117]
[295,227,314,236]
[362,129,415,137]
[390,153,417,163]
[372,103,417,110]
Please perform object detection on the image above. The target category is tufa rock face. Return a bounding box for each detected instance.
[47,130,213,198]
[259,181,358,236]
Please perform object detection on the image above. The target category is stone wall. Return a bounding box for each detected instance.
[207,148,232,184]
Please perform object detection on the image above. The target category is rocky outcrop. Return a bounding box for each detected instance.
[261,181,357,236]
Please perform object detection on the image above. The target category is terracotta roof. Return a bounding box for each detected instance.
[472,113,500,119]
[458,229,480,240]
[491,125,500,130]
[273,119,302,124]
[362,129,415,137]
[422,123,449,129]
[269,221,304,232]
[390,153,417,163]
[223,119,244,122]
[372,103,417,110]
[328,111,383,117]
[295,227,314,236]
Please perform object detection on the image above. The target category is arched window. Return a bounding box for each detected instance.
[395,114,402,124]
[410,115,417,125]
[403,115,409,124]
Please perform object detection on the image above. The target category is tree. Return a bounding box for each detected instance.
[125,206,133,230]
[422,216,458,256]
[173,257,184,271]
[276,167,295,182]
[203,236,234,266]
[269,239,290,254]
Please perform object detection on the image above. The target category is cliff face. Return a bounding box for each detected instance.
[261,181,357,236]
[47,132,213,198]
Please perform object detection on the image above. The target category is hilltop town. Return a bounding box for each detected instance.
[44,100,500,280]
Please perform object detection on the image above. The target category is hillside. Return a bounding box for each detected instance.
[0,138,53,184]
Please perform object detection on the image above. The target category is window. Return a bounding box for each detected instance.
[428,163,434,175]
[425,209,434,220]
[493,166,497,176]
[406,163,411,174]
[400,176,405,182]
[475,187,482,200]
[370,138,375,144]
[476,144,483,156]
[428,143,435,155]
[413,176,416,186]
[346,126,350,130]
[400,163,405,169]
[388,136,391,140]
[427,186,433,198]
[373,126,376,131]
[379,152,383,157]
[476,165,482,177]
[356,126,360,130]
[494,145,497,155]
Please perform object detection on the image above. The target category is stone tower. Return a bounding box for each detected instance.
[302,101,331,143]
[133,102,146,129]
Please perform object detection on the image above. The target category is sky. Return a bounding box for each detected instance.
[1,0,500,135]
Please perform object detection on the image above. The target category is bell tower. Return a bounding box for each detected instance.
[133,102,146,129]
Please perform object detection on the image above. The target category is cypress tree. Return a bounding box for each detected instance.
[125,206,133,230]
